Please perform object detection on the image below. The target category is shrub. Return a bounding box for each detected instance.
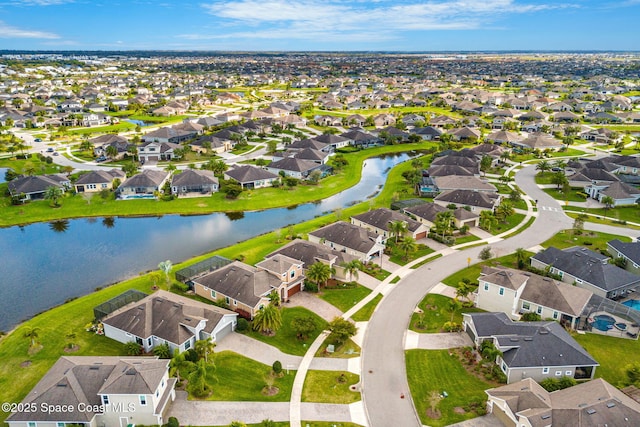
[184,348,199,363]
[304,280,319,293]
[236,318,249,332]
[520,312,541,321]
[272,360,282,374]
[443,321,461,332]
[165,419,179,427]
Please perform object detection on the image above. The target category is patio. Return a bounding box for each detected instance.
[586,310,640,340]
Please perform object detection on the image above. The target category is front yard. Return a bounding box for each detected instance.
[302,370,361,404]
[409,294,484,333]
[318,284,372,313]
[540,229,631,252]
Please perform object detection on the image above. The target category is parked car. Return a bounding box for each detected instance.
[34,138,42,142]
[53,152,59,156]
[95,156,107,162]
[46,147,54,152]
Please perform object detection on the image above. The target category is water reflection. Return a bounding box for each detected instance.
[102,217,115,228]
[49,219,70,233]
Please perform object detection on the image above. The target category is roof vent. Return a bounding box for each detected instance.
[524,337,533,341]
[57,383,67,387]
[89,366,100,370]
[541,414,551,420]
[587,409,597,415]
[125,368,137,375]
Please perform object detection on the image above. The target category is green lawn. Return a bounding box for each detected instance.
[565,210,640,230]
[441,252,532,288]
[492,213,526,235]
[67,122,136,135]
[389,243,435,265]
[0,153,66,175]
[543,188,588,203]
[315,338,360,359]
[302,370,361,404]
[406,349,492,427]
[410,253,443,269]
[540,229,631,252]
[319,285,372,313]
[409,294,484,333]
[206,351,294,401]
[574,333,640,387]
[565,205,640,225]
[359,263,391,281]
[454,234,481,245]
[231,143,257,155]
[245,307,328,356]
[351,294,382,321]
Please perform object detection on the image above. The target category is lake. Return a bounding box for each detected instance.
[0,167,8,183]
[0,153,410,331]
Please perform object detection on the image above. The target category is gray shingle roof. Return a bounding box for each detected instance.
[352,208,423,233]
[309,221,380,254]
[7,174,69,196]
[267,239,358,268]
[76,169,125,185]
[171,169,218,187]
[608,239,640,265]
[434,189,500,209]
[119,170,169,189]
[225,165,278,183]
[268,157,319,173]
[403,202,448,223]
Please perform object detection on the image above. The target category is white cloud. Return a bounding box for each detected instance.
[0,20,60,38]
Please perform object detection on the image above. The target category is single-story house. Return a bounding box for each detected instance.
[267,157,325,179]
[476,266,593,330]
[6,356,176,427]
[141,127,195,144]
[485,377,640,427]
[434,189,501,212]
[351,208,428,240]
[403,202,480,230]
[224,165,279,189]
[608,239,640,275]
[171,169,219,197]
[75,169,126,193]
[190,135,232,154]
[102,290,238,354]
[531,246,640,299]
[595,181,640,206]
[118,170,170,198]
[308,221,385,262]
[463,312,598,384]
[193,256,304,319]
[432,175,497,193]
[7,174,71,201]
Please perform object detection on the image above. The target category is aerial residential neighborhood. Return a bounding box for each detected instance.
[2,3,640,427]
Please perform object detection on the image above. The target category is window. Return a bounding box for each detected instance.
[233,299,237,306]
[210,290,216,299]
[101,183,108,188]
[147,337,152,346]
[501,362,507,373]
[102,395,110,405]
[542,367,549,374]
[484,283,489,291]
[225,296,230,305]
[139,395,147,406]
[58,423,66,427]
[156,390,159,398]
[555,371,562,376]
[184,340,191,350]
[28,423,36,427]
[499,287,504,296]
[290,270,295,278]
[522,302,530,310]
[553,311,558,320]
[537,306,542,314]
[566,370,572,376]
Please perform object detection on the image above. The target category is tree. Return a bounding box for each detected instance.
[478,246,493,261]
[194,337,216,362]
[601,196,615,218]
[479,210,498,232]
[551,171,568,190]
[340,260,362,281]
[44,185,64,207]
[455,282,473,304]
[153,343,171,359]
[536,160,550,175]
[514,247,528,269]
[389,220,408,243]
[223,181,243,199]
[480,155,492,176]
[158,260,173,289]
[306,261,334,289]
[266,140,278,154]
[327,317,357,346]
[509,189,521,202]
[495,200,515,223]
[252,304,283,335]
[23,327,40,348]
[447,298,461,323]
[268,289,281,307]
[434,210,454,241]
[291,316,316,340]
[398,236,418,261]
[206,159,228,176]
[105,145,118,159]
[125,341,142,356]
[187,358,216,398]
[573,213,587,234]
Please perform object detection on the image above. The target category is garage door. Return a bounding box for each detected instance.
[415,231,427,240]
[287,283,302,298]
[215,321,233,341]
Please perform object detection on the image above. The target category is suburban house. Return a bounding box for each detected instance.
[190,135,232,154]
[313,133,350,150]
[351,208,429,240]
[266,239,360,281]
[90,134,131,158]
[74,169,126,193]
[593,181,640,206]
[266,157,325,179]
[193,255,305,319]
[117,170,170,198]
[308,221,385,262]
[170,169,219,197]
[7,174,71,201]
[485,377,640,427]
[5,356,176,427]
[141,127,195,144]
[102,290,237,354]
[475,266,593,330]
[224,165,279,189]
[531,246,640,299]
[138,140,182,163]
[288,138,332,153]
[463,312,598,384]
[432,175,498,193]
[434,189,501,212]
[512,133,564,151]
[403,202,480,230]
[608,239,640,275]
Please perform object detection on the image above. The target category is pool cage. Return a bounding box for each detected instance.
[174,255,233,285]
[93,289,148,321]
[578,294,640,338]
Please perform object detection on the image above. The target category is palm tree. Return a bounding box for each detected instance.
[194,337,216,362]
[44,185,64,207]
[435,210,454,241]
[152,343,171,359]
[105,145,118,159]
[479,210,498,232]
[125,341,142,356]
[601,196,615,218]
[495,200,515,223]
[23,327,40,348]
[158,260,173,289]
[389,220,408,243]
[252,304,283,335]
[306,261,335,289]
[455,282,472,304]
[514,247,528,269]
[187,358,214,398]
[340,260,362,282]
[536,160,551,175]
[397,236,418,261]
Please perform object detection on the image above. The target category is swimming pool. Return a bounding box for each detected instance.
[590,314,615,332]
[623,299,640,311]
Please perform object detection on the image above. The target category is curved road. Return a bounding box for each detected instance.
[360,164,577,427]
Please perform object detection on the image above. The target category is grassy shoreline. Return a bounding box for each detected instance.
[0,143,431,227]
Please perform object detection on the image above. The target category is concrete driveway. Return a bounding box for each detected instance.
[287,291,343,322]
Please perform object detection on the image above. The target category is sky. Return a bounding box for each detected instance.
[0,0,639,52]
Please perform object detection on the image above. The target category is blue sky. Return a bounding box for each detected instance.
[0,0,639,51]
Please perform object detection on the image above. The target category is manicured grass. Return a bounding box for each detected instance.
[319,284,372,313]
[302,370,361,404]
[206,350,294,401]
[492,213,526,235]
[565,205,640,225]
[543,188,588,203]
[67,122,136,135]
[360,263,391,281]
[315,338,361,359]
[406,349,492,427]
[441,252,531,288]
[245,307,328,356]
[540,229,631,252]
[564,210,640,230]
[0,153,66,175]
[410,253,443,269]
[390,276,401,284]
[511,148,585,163]
[409,294,484,333]
[389,243,435,265]
[573,333,640,387]
[351,294,382,321]
[454,234,481,245]
[231,143,257,155]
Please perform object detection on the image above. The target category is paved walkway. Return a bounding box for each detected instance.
[469,227,494,240]
[354,271,381,291]
[404,331,473,350]
[380,254,402,273]
[215,332,301,368]
[287,291,343,322]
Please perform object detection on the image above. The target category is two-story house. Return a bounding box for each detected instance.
[308,221,385,262]
[351,208,428,240]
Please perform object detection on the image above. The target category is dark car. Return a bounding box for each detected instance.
[95,156,107,162]
[551,167,562,172]
[46,147,54,152]
[34,138,42,142]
